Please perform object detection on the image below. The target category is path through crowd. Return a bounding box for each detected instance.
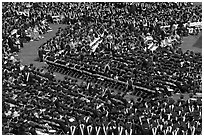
[18,24,68,80]
[180,31,202,53]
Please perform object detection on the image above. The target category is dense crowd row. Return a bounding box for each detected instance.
[41,2,202,95]
[2,2,202,135]
[2,2,52,53]
[2,54,202,135]
[43,26,202,95]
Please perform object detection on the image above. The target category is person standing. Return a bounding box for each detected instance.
[38,47,45,62]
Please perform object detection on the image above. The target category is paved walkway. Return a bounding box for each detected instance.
[180,31,202,53]
[18,24,67,80]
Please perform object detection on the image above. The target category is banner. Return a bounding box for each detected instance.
[89,33,104,52]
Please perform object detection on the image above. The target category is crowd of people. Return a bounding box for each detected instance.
[2,2,52,53]
[41,2,202,95]
[2,2,202,135]
[2,55,202,135]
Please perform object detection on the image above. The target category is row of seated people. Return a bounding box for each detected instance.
[32,2,202,32]
[2,53,202,135]
[42,24,201,96]
[37,2,201,96]
[2,2,202,135]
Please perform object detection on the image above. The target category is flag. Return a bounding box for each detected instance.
[91,38,102,52]
[89,33,104,52]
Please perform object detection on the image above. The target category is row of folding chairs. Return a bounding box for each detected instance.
[46,62,154,98]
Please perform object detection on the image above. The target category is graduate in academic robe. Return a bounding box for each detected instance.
[104,62,110,74]
[38,47,45,62]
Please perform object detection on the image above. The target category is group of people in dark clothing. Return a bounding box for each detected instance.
[2,2,202,135]
[2,2,52,53]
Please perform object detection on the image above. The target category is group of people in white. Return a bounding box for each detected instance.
[143,21,202,52]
